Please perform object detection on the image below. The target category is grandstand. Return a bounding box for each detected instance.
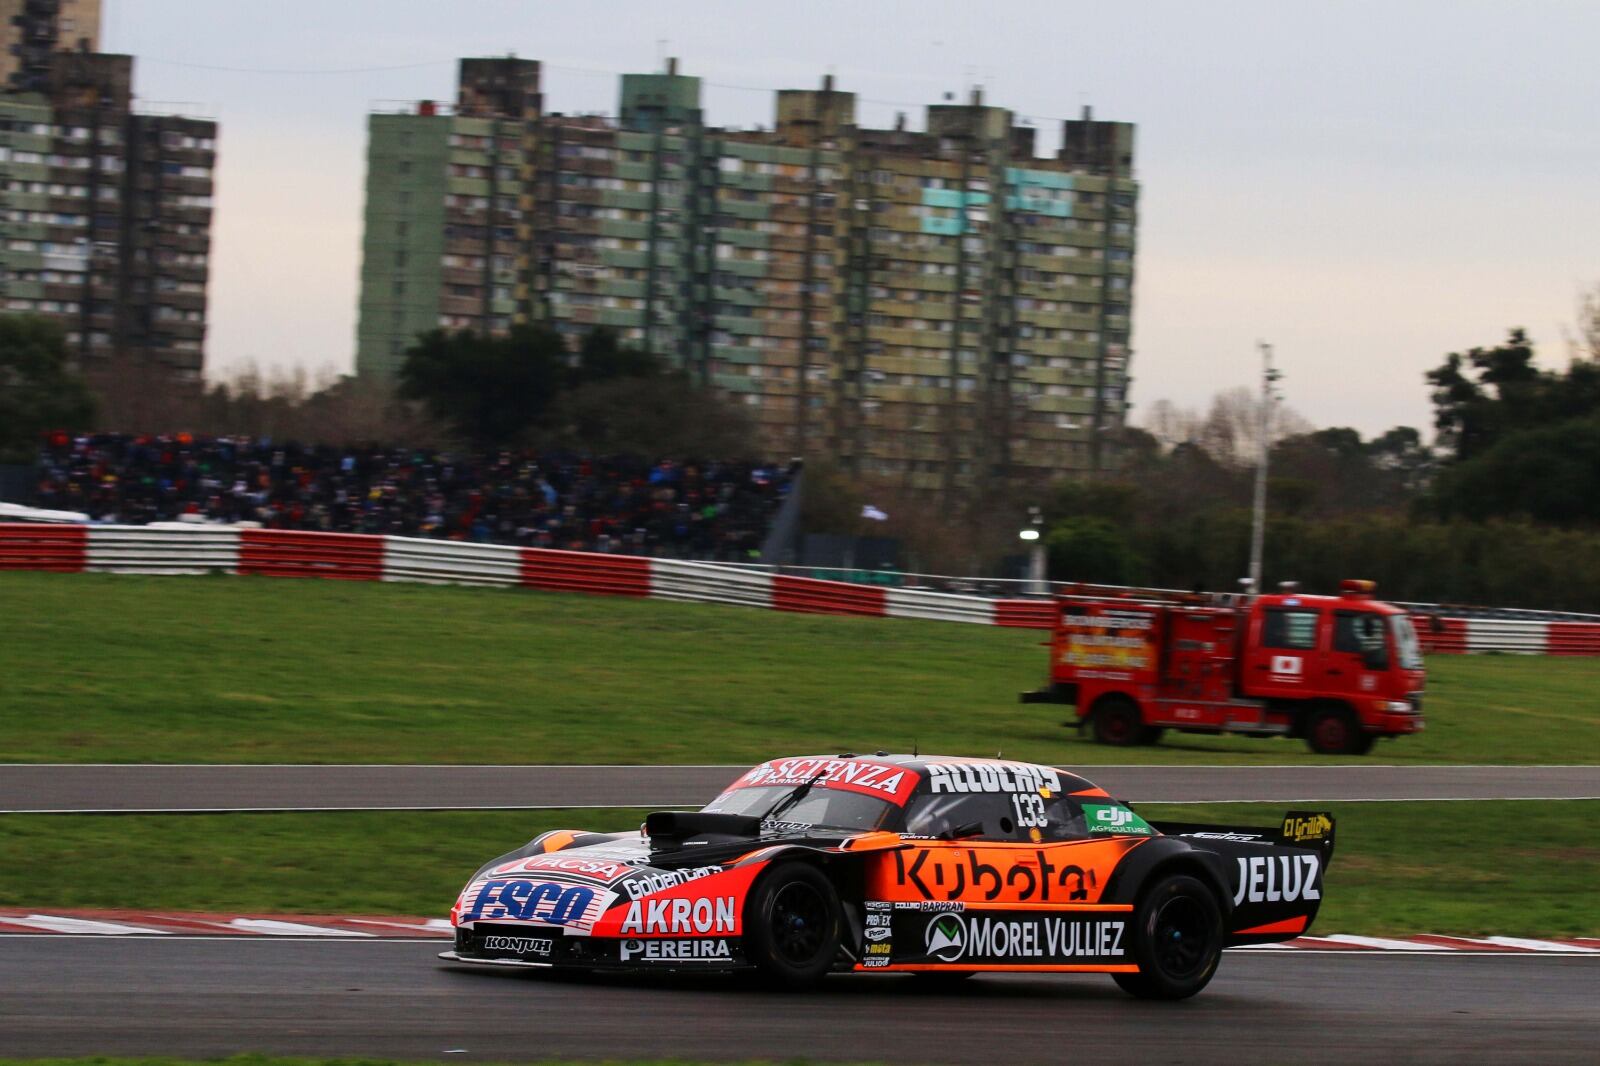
[29,434,794,561]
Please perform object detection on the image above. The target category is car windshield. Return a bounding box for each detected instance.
[1391,615,1424,671]
[700,785,898,833]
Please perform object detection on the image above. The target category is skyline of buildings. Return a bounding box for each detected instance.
[356,58,1138,487]
[0,0,216,383]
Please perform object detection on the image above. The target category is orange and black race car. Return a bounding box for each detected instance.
[440,754,1334,999]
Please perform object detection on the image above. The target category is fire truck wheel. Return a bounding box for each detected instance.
[1305,705,1373,755]
[1091,696,1146,746]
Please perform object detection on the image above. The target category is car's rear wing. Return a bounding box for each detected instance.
[1146,809,1337,868]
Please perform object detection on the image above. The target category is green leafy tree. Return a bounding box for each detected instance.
[1045,516,1146,586]
[398,325,567,447]
[573,327,660,385]
[0,314,95,460]
[1424,329,1600,524]
[1432,417,1600,525]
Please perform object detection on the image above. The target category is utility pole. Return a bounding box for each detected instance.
[1247,341,1280,595]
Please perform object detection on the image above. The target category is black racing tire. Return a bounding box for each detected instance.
[1140,725,1166,745]
[1305,705,1370,756]
[1092,695,1146,747]
[742,862,842,990]
[1113,872,1224,1001]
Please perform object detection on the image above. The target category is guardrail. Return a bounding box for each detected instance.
[2,523,1596,655]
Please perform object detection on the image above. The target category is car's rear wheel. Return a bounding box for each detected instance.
[743,862,841,989]
[1305,705,1373,755]
[1113,872,1224,1000]
[1092,695,1146,746]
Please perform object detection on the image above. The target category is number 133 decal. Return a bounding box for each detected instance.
[1011,792,1048,828]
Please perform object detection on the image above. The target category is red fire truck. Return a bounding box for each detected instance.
[1020,580,1427,755]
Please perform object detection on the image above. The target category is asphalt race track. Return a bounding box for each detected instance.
[1,762,1596,812]
[0,938,1594,1064]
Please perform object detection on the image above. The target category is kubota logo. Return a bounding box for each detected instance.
[925,913,967,962]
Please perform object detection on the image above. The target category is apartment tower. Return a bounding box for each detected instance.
[356,59,1137,487]
[0,3,216,381]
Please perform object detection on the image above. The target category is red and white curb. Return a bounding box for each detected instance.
[0,909,450,938]
[1,910,1596,954]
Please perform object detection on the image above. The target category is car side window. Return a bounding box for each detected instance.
[904,793,1029,841]
[1038,795,1089,841]
[1262,608,1320,650]
[905,791,1093,843]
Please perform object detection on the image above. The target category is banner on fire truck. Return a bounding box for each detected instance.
[1058,606,1159,673]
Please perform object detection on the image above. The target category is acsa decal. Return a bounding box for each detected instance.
[500,854,632,882]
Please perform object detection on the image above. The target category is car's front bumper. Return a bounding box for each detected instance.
[444,923,749,972]
[438,949,553,968]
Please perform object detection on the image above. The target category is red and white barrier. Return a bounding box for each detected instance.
[87,525,240,575]
[4,523,1598,654]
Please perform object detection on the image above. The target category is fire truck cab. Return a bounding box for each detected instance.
[1020,580,1427,755]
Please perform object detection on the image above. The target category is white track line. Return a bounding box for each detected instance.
[1484,936,1600,953]
[227,919,372,937]
[1318,934,1444,951]
[347,918,453,934]
[0,914,168,935]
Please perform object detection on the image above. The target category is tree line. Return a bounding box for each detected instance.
[1041,328,1600,611]
[0,318,756,461]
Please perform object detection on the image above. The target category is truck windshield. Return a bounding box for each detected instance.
[699,786,898,833]
[1391,615,1424,670]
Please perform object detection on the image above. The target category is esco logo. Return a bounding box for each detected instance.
[925,913,967,962]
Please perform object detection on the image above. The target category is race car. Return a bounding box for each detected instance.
[439,754,1335,999]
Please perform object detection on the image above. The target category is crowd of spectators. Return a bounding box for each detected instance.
[31,433,794,561]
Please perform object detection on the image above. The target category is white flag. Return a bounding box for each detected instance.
[861,505,889,521]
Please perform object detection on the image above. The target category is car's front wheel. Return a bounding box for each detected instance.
[743,862,842,989]
[1113,872,1224,1000]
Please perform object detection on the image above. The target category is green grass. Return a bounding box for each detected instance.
[2,571,1596,765]
[1,803,1594,936]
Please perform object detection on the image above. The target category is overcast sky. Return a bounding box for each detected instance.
[103,0,1599,437]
